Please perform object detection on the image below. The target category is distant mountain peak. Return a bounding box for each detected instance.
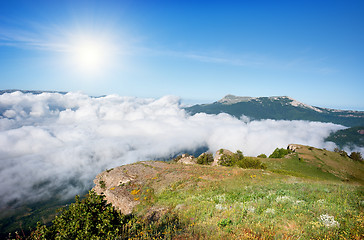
[217,94,323,113]
[218,94,255,104]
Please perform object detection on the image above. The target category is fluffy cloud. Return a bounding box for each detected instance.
[0,91,345,207]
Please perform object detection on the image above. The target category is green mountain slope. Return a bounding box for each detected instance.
[186,95,364,127]
[15,145,363,239]
[325,126,364,148]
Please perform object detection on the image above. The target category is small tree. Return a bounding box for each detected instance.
[339,150,348,158]
[350,152,363,162]
[269,148,292,158]
[30,191,130,239]
[196,153,214,165]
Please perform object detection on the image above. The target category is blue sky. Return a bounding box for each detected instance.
[0,0,363,110]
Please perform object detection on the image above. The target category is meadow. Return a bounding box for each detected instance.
[7,145,364,239]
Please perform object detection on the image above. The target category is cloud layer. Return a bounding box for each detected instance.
[0,92,345,207]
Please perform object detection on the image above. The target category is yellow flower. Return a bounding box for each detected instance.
[110,187,115,190]
[131,189,140,195]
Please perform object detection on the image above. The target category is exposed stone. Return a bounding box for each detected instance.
[93,167,138,215]
[213,149,233,166]
[287,144,300,152]
[177,155,196,165]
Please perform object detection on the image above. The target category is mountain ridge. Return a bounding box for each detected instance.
[186,94,364,127]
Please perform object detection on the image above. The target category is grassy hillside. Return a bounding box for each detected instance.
[6,145,364,239]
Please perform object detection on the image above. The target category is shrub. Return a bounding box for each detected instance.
[218,218,232,227]
[238,157,267,169]
[218,150,243,167]
[99,180,106,189]
[29,191,130,239]
[269,148,292,158]
[218,150,265,169]
[350,152,363,162]
[257,154,267,158]
[196,153,214,165]
[172,155,183,162]
[26,191,184,240]
[339,150,348,158]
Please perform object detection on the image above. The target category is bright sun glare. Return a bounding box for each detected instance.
[69,35,114,76]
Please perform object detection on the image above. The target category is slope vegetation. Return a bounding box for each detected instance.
[8,145,364,239]
[90,145,364,239]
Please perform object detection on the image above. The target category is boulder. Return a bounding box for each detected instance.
[213,149,233,166]
[177,155,196,165]
[287,144,300,152]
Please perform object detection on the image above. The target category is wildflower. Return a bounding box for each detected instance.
[319,214,339,228]
[265,208,275,214]
[110,187,115,190]
[131,189,140,195]
[246,206,255,213]
[215,204,227,210]
[276,196,294,203]
[215,194,226,203]
[294,200,305,205]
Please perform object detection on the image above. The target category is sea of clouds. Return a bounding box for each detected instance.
[0,91,348,208]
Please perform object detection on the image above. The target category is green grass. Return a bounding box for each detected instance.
[262,153,341,181]
[146,170,364,239]
[5,145,364,239]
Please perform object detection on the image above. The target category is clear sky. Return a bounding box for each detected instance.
[0,0,363,110]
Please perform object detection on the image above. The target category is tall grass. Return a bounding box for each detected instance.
[151,170,364,239]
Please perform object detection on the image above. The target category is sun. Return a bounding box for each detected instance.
[75,40,104,69]
[68,35,114,75]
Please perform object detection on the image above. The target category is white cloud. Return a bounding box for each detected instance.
[0,91,345,207]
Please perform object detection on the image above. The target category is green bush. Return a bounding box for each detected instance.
[28,191,129,239]
[350,152,363,162]
[99,180,106,189]
[218,152,236,167]
[269,148,292,158]
[196,153,214,165]
[257,154,267,158]
[339,150,348,158]
[218,218,232,227]
[24,191,184,240]
[218,150,265,169]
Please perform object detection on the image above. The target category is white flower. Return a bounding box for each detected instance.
[214,194,226,203]
[276,196,294,203]
[246,206,255,213]
[319,214,340,228]
[265,208,275,214]
[294,200,305,205]
[215,204,227,210]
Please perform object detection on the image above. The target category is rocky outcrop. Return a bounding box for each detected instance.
[213,149,233,166]
[177,154,196,165]
[287,144,300,152]
[92,161,195,215]
[93,167,139,214]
